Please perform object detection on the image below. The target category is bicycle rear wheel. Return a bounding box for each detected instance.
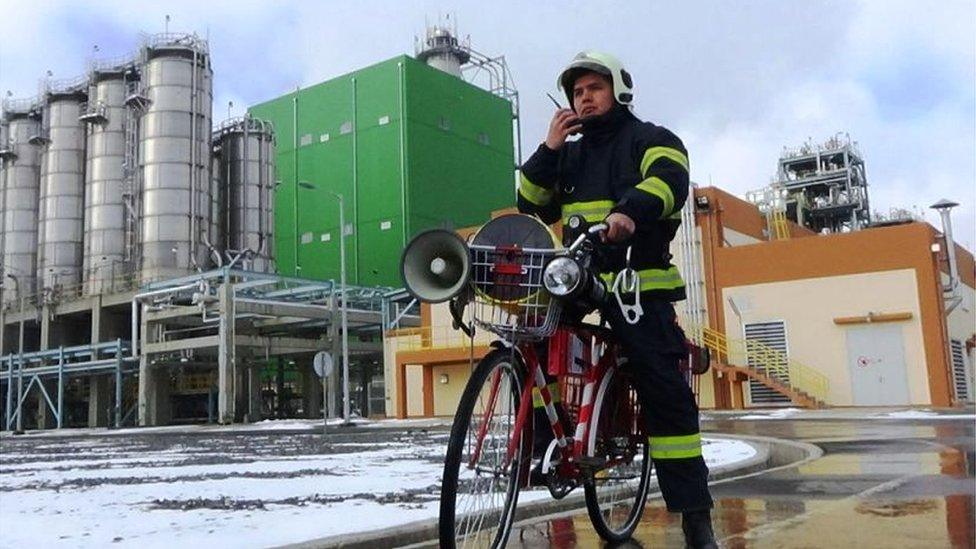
[583,367,652,542]
[439,348,529,548]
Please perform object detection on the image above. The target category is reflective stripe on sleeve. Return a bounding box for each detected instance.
[634,176,675,218]
[649,432,702,460]
[518,173,555,206]
[640,146,689,175]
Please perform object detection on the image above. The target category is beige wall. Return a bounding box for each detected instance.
[721,269,930,406]
[432,363,473,416]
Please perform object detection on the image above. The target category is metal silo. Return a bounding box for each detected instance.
[138,33,213,284]
[37,79,88,298]
[81,60,142,295]
[214,116,275,272]
[1,98,43,305]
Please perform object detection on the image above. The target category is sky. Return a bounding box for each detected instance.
[1,0,973,249]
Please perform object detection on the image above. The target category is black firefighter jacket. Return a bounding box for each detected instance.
[517,104,690,302]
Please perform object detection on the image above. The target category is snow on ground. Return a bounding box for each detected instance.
[708,407,976,421]
[735,407,804,420]
[0,425,754,548]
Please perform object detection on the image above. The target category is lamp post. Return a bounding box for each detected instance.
[331,191,351,426]
[299,182,351,425]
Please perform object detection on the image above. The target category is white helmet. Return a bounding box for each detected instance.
[557,50,634,109]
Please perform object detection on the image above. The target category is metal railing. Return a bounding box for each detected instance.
[685,322,829,404]
[387,325,491,353]
[771,209,791,240]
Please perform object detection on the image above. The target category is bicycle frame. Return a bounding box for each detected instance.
[478,327,620,483]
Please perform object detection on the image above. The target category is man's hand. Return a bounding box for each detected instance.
[602,212,635,243]
[544,109,582,151]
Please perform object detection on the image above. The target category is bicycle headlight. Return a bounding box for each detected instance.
[543,256,583,297]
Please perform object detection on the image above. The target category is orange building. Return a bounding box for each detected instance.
[385,188,975,416]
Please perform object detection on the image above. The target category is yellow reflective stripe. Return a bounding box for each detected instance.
[532,382,561,408]
[668,209,683,220]
[561,200,615,225]
[599,266,684,292]
[640,146,689,175]
[518,173,554,206]
[649,433,702,459]
[635,177,674,218]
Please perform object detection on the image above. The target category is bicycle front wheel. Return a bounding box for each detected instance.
[583,367,653,542]
[439,348,529,548]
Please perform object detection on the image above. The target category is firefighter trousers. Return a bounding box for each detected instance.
[532,299,713,513]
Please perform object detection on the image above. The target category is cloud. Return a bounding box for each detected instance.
[1,0,973,248]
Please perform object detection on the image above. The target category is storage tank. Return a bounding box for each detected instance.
[1,99,43,304]
[37,81,88,297]
[138,33,213,284]
[81,67,131,294]
[214,116,275,272]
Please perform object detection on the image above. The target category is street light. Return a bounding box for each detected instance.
[299,181,351,426]
[331,191,351,426]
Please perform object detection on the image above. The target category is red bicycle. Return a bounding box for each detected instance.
[402,214,652,547]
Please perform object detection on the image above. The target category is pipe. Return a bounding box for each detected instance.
[397,62,407,248]
[292,88,299,274]
[936,208,960,294]
[202,233,223,267]
[130,282,200,358]
[189,47,200,273]
[351,77,358,285]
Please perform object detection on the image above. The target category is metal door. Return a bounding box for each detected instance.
[744,321,792,405]
[846,324,911,405]
[405,364,425,417]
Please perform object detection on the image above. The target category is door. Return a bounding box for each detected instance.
[405,364,425,417]
[846,324,911,405]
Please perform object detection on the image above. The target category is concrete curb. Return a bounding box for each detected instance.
[277,433,822,549]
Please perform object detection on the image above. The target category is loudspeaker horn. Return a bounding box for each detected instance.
[400,229,472,303]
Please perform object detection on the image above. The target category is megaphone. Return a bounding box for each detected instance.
[400,229,472,303]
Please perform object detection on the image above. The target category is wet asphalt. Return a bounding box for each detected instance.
[506,413,975,548]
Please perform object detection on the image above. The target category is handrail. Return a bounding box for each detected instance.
[387,324,490,352]
[684,322,829,404]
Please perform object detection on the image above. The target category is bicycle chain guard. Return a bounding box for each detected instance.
[541,438,576,499]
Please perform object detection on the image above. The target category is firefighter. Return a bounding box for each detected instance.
[518,51,717,549]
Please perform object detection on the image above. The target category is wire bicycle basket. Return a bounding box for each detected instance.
[468,243,562,342]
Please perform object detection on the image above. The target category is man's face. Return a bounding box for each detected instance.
[572,72,614,118]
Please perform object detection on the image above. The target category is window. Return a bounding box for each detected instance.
[340,121,353,135]
[300,232,313,244]
[319,133,330,142]
[478,132,490,146]
[299,134,312,146]
[380,220,392,231]
[438,116,450,130]
[320,233,331,242]
[378,115,390,126]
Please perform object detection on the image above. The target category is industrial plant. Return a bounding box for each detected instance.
[2,23,972,435]
[0,18,532,431]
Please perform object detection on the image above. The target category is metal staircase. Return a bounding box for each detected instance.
[686,323,828,408]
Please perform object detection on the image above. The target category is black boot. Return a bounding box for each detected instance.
[682,510,718,549]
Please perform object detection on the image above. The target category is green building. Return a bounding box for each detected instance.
[249,55,515,287]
